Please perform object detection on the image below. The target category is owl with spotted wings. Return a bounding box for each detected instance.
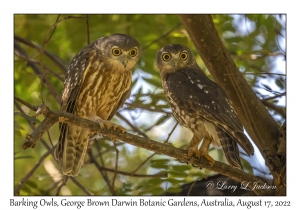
[156,44,254,169]
[54,34,141,176]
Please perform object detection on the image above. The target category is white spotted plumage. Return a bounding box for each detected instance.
[156,44,254,170]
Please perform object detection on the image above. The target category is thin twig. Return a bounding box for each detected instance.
[143,114,171,132]
[14,35,67,73]
[262,100,286,119]
[14,101,51,151]
[263,92,286,101]
[224,72,286,77]
[46,130,54,148]
[142,22,182,50]
[15,50,64,81]
[244,72,286,76]
[94,140,113,191]
[14,42,61,103]
[84,152,167,177]
[56,176,68,195]
[14,55,65,81]
[51,161,93,196]
[14,147,55,195]
[86,15,90,45]
[69,177,94,195]
[131,154,156,176]
[116,112,148,138]
[187,179,199,196]
[14,96,38,111]
[44,179,63,195]
[164,122,178,143]
[130,122,178,175]
[87,148,114,195]
[15,102,85,196]
[38,15,61,104]
[31,15,87,60]
[44,15,60,44]
[111,142,119,195]
[125,102,171,114]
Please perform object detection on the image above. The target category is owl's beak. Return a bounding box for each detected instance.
[172,59,180,70]
[122,58,128,68]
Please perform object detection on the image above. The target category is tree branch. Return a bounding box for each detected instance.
[116,112,149,138]
[261,100,286,119]
[14,34,67,74]
[14,147,55,195]
[142,22,182,51]
[179,15,286,195]
[263,92,286,101]
[21,103,274,195]
[178,15,282,181]
[87,149,115,195]
[69,177,94,196]
[14,41,61,103]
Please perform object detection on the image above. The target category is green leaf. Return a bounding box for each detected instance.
[15,155,34,160]
[166,178,186,185]
[168,170,189,178]
[153,114,170,127]
[167,186,182,194]
[149,187,165,195]
[150,159,170,169]
[275,78,285,89]
[241,158,253,175]
[155,104,170,109]
[187,170,207,178]
[14,112,40,123]
[146,178,165,185]
[131,77,138,88]
[26,180,38,189]
[142,76,162,88]
[14,130,23,137]
[20,185,32,194]
[171,164,191,172]
[14,120,25,130]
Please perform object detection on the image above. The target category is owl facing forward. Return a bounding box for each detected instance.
[54,34,141,176]
[156,44,254,169]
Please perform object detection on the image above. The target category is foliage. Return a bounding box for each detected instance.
[14,14,286,195]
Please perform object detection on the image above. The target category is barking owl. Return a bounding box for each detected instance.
[156,44,254,169]
[54,34,141,176]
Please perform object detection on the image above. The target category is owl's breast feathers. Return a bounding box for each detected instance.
[55,34,140,176]
[75,49,132,120]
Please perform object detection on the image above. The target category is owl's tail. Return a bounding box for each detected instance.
[217,128,243,170]
[54,123,89,176]
[233,131,255,156]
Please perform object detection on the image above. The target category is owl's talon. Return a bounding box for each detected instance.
[118,127,126,134]
[187,148,215,166]
[97,120,126,134]
[187,147,201,158]
[199,152,215,166]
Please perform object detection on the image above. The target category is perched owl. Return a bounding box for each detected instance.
[156,44,254,169]
[54,34,141,176]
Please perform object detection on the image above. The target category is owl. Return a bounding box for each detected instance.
[54,34,141,176]
[156,44,254,169]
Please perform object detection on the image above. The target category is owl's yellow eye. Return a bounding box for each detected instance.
[180,51,188,61]
[112,48,122,56]
[129,48,137,57]
[162,53,172,61]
